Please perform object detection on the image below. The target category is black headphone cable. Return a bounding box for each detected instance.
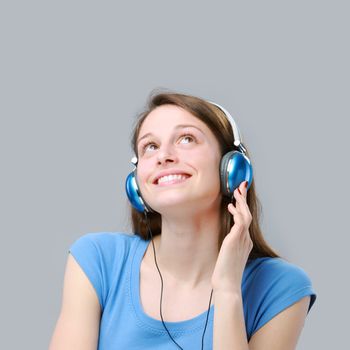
[144,212,213,350]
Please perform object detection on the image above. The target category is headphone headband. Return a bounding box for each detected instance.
[206,100,247,154]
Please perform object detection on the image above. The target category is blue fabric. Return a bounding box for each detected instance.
[68,232,317,349]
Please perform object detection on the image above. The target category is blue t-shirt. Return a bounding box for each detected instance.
[68,232,317,349]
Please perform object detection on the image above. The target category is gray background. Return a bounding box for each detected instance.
[1,1,348,349]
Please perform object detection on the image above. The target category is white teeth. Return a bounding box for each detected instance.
[157,174,189,184]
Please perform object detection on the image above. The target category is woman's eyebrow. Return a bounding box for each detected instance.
[137,124,204,145]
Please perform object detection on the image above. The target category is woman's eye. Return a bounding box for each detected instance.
[140,133,196,154]
[179,134,195,144]
[142,142,157,152]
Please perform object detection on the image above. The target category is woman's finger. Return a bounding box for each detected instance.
[228,202,242,219]
[228,203,245,231]
[228,202,236,212]
[233,187,252,224]
[235,181,248,201]
[241,180,248,197]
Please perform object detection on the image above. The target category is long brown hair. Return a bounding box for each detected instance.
[129,88,282,260]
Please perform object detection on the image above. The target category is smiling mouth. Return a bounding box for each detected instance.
[156,174,191,186]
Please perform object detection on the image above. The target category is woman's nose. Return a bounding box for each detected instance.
[157,147,178,165]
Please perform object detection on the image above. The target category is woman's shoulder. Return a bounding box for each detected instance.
[244,256,316,311]
[72,231,141,244]
[68,231,144,264]
[244,256,317,341]
[247,256,313,284]
[67,232,144,310]
[70,231,142,246]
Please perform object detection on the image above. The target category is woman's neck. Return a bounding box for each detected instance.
[145,209,221,289]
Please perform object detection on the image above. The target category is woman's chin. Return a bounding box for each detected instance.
[149,198,208,217]
[145,190,221,216]
[150,199,192,213]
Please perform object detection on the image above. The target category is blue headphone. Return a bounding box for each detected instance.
[125,101,253,213]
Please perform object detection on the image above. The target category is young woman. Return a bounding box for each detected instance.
[49,91,317,350]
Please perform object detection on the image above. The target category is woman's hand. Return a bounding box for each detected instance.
[211,180,253,295]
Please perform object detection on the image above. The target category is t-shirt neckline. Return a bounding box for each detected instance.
[129,236,214,334]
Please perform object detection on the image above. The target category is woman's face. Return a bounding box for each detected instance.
[136,104,222,215]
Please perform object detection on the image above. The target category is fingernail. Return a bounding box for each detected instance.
[244,181,248,188]
[237,188,242,195]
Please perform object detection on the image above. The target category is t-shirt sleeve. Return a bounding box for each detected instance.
[68,232,112,311]
[246,258,317,341]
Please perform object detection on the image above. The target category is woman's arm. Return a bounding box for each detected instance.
[49,254,101,350]
[248,295,311,350]
[211,181,312,349]
[213,292,310,350]
[213,290,249,350]
[211,181,252,349]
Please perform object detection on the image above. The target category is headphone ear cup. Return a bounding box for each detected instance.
[125,170,152,213]
[220,150,253,197]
